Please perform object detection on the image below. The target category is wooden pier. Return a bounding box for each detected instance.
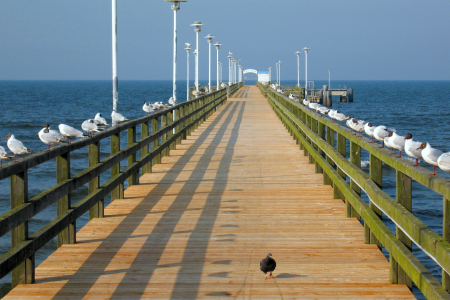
[3,86,414,299]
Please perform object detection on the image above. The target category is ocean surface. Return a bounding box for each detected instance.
[0,79,449,299]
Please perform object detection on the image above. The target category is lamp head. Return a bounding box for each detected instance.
[295,51,301,56]
[190,21,204,32]
[303,47,310,52]
[165,0,186,11]
[214,42,221,49]
[185,43,191,47]
[205,34,214,43]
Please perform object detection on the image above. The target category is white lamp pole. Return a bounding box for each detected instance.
[112,0,118,112]
[228,53,232,85]
[268,67,271,84]
[303,47,310,100]
[295,51,301,87]
[219,62,223,86]
[190,22,204,92]
[214,43,221,90]
[185,43,191,101]
[166,1,186,102]
[278,60,281,86]
[275,63,278,85]
[328,70,331,90]
[205,34,214,91]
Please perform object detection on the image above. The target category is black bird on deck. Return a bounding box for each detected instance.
[260,253,276,280]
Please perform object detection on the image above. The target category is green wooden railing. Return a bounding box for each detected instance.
[0,83,242,289]
[258,82,450,300]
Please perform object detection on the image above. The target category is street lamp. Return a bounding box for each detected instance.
[269,67,271,84]
[214,42,221,90]
[303,47,310,100]
[219,62,223,86]
[278,60,281,86]
[185,43,191,101]
[205,34,214,92]
[295,51,301,87]
[228,53,232,85]
[112,0,118,112]
[166,0,186,103]
[275,62,279,86]
[190,21,204,92]
[328,70,331,90]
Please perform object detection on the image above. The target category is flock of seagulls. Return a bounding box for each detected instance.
[0,99,180,166]
[298,99,450,181]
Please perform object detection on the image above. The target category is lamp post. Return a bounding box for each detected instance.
[275,63,279,86]
[295,51,301,87]
[328,70,331,90]
[214,43,221,90]
[278,60,281,86]
[112,0,118,112]
[228,53,232,86]
[219,62,223,86]
[190,21,204,92]
[269,67,271,84]
[185,43,191,101]
[205,34,214,92]
[303,47,310,100]
[166,0,186,102]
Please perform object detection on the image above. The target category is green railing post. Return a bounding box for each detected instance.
[444,198,450,291]
[142,121,151,174]
[111,132,124,200]
[88,142,104,219]
[11,171,34,287]
[57,152,76,244]
[368,154,383,249]
[335,133,346,201]
[161,113,168,158]
[128,126,138,186]
[349,141,361,219]
[167,110,174,151]
[325,127,335,185]
[152,118,160,168]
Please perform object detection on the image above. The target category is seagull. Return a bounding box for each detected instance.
[351,119,366,137]
[143,101,154,115]
[334,111,349,126]
[38,124,65,151]
[260,253,276,280]
[0,146,14,168]
[384,132,396,154]
[3,134,33,162]
[308,102,318,110]
[404,133,423,166]
[94,113,109,126]
[327,109,337,122]
[303,98,310,106]
[364,123,376,142]
[111,110,129,126]
[417,142,443,176]
[288,93,297,100]
[168,97,177,106]
[317,106,330,117]
[82,119,103,136]
[390,132,406,158]
[59,124,86,143]
[373,125,394,148]
[437,153,450,181]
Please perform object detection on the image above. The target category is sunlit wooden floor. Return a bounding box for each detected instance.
[4,86,414,299]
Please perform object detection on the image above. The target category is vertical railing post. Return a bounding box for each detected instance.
[152,118,160,168]
[335,133,346,201]
[444,198,450,291]
[142,120,151,174]
[349,141,361,219]
[111,132,124,200]
[167,110,174,151]
[128,126,138,186]
[161,113,168,158]
[367,154,382,249]
[316,120,324,174]
[11,171,34,287]
[390,171,412,288]
[88,142,104,219]
[57,153,76,244]
[325,127,335,185]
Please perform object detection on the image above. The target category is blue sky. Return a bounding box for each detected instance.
[0,0,449,80]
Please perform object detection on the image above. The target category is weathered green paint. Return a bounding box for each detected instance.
[335,133,346,201]
[151,118,160,167]
[141,122,151,174]
[57,152,76,245]
[444,197,450,292]
[368,154,383,248]
[111,133,123,201]
[349,141,361,219]
[88,142,103,220]
[261,84,450,299]
[10,171,34,287]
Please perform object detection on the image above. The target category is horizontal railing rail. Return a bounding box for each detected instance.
[0,82,242,288]
[258,82,450,300]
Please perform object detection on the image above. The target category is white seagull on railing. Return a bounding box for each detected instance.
[404,133,423,166]
[59,124,86,144]
[82,119,103,136]
[3,134,33,162]
[111,110,129,126]
[364,123,376,142]
[168,97,177,106]
[373,125,394,148]
[38,124,66,151]
[94,113,109,126]
[0,146,14,168]
[417,142,443,176]
[143,101,154,115]
[438,152,450,181]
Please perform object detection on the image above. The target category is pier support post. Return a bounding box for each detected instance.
[389,171,412,288]
[349,142,361,219]
[111,132,124,200]
[367,154,382,249]
[88,142,104,219]
[11,171,35,287]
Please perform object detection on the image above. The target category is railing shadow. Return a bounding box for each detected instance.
[47,100,245,299]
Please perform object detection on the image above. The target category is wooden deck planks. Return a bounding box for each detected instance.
[3,86,415,299]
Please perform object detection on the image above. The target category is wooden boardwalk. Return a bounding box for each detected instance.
[4,86,415,299]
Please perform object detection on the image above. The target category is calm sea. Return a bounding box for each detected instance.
[0,79,449,299]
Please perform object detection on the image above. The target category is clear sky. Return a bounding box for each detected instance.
[0,0,449,81]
